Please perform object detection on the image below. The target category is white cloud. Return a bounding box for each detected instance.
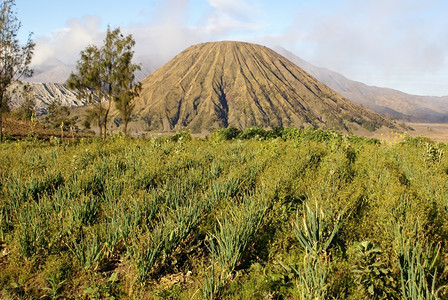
[281,0,448,95]
[32,16,104,66]
[125,0,202,64]
[28,0,448,95]
[204,0,263,35]
[31,0,266,68]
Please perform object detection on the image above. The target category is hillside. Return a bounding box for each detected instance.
[275,47,448,123]
[24,58,74,84]
[131,41,394,133]
[18,45,448,127]
[7,81,85,115]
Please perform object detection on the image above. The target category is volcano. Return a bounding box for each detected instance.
[132,41,393,133]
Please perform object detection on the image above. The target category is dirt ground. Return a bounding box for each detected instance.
[402,123,448,142]
[3,116,448,143]
[1,117,93,141]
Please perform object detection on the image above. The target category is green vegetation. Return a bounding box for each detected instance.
[0,128,447,299]
[0,0,35,143]
[45,100,77,131]
[67,26,141,139]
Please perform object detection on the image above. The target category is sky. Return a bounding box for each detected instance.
[13,0,448,96]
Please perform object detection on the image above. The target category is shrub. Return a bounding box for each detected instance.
[211,127,241,142]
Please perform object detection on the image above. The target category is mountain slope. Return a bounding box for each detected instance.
[275,47,448,122]
[8,82,85,115]
[10,57,160,116]
[24,58,75,84]
[132,41,393,133]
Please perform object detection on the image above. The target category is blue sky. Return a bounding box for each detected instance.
[14,0,448,96]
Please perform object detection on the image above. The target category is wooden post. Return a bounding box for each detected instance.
[70,125,75,140]
[60,121,64,140]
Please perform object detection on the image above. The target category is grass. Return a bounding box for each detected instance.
[0,127,447,298]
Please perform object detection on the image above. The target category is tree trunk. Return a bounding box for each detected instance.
[98,116,103,137]
[0,93,3,143]
[124,119,128,136]
[0,110,3,143]
[103,97,112,140]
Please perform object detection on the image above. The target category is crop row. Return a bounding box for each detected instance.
[0,133,447,298]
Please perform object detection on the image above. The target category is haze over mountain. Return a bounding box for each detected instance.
[275,47,448,123]
[24,58,75,84]
[25,56,162,84]
[129,41,393,133]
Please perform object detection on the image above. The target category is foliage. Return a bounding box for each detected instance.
[11,82,35,121]
[113,70,141,136]
[170,127,192,142]
[350,240,396,298]
[238,127,269,140]
[0,131,447,298]
[287,201,342,299]
[0,0,35,142]
[83,104,106,134]
[210,127,241,142]
[294,254,329,300]
[67,26,141,139]
[394,222,446,300]
[44,100,76,130]
[292,201,342,256]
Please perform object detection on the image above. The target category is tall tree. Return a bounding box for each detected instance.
[114,80,141,136]
[0,0,34,142]
[67,27,140,139]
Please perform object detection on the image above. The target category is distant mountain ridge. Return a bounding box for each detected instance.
[25,56,161,84]
[127,41,393,133]
[11,56,162,115]
[24,58,75,84]
[8,82,84,115]
[274,47,448,123]
[10,43,448,127]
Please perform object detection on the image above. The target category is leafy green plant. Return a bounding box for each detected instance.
[238,127,268,140]
[294,254,328,300]
[170,128,192,142]
[129,225,164,282]
[292,201,342,256]
[394,222,445,300]
[211,127,241,142]
[83,271,121,299]
[424,142,443,164]
[70,194,99,226]
[208,196,267,276]
[15,204,48,258]
[42,273,66,300]
[350,240,395,298]
[286,201,344,299]
[67,228,104,270]
[1,130,448,298]
[201,263,225,300]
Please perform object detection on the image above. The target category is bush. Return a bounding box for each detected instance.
[238,127,268,140]
[211,127,241,142]
[170,128,192,142]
